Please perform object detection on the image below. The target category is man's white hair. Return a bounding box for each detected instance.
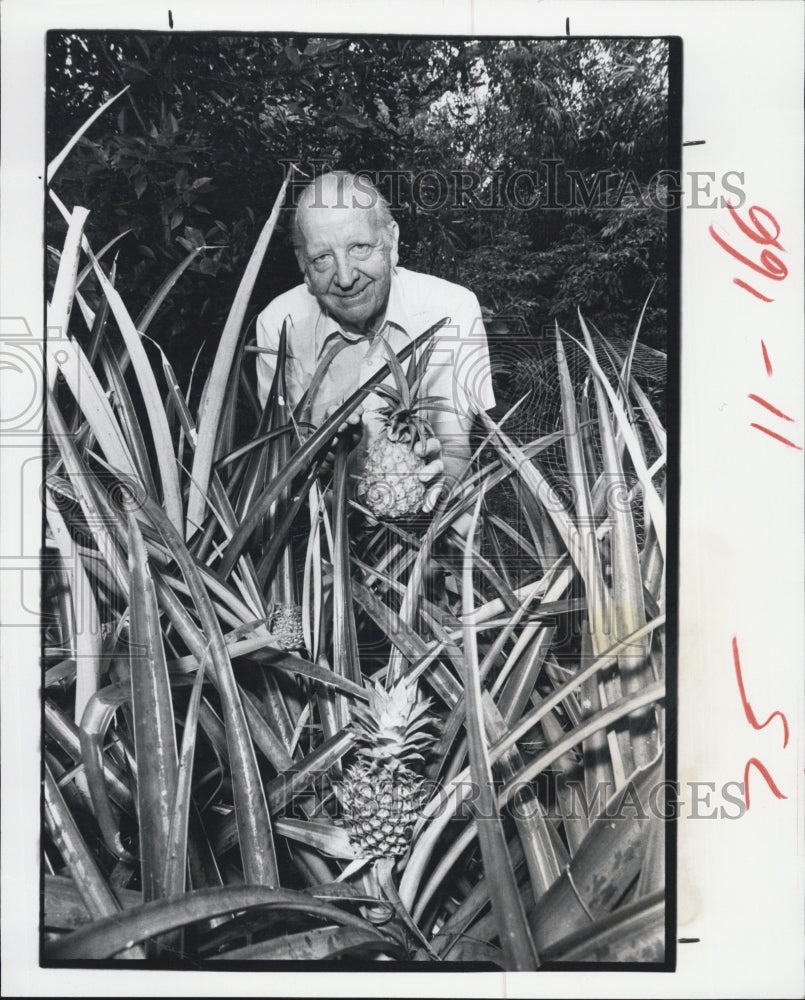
[291,171,395,254]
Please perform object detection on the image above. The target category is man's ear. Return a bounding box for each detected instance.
[295,249,312,290]
[389,220,400,268]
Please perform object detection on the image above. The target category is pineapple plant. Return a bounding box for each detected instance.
[357,339,453,520]
[270,602,305,651]
[341,676,436,859]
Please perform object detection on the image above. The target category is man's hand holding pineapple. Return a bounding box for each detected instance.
[256,170,496,535]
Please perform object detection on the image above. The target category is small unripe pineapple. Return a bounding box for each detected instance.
[270,603,305,651]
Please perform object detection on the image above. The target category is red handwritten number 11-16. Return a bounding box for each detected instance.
[710,201,800,450]
[709,202,787,302]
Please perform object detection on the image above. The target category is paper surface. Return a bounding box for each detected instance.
[1,0,803,996]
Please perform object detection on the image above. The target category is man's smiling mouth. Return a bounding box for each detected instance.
[335,285,370,300]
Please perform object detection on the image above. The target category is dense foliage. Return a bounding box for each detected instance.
[47,33,672,394]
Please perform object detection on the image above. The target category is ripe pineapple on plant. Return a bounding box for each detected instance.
[341,675,436,859]
[357,339,453,520]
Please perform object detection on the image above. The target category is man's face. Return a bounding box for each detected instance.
[298,204,398,336]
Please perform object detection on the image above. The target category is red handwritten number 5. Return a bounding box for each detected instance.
[732,637,789,808]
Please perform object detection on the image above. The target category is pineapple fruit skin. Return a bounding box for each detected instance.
[271,603,305,650]
[340,676,435,860]
[360,434,426,519]
[341,762,425,857]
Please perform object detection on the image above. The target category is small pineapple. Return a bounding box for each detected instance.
[357,339,452,520]
[270,603,305,651]
[341,676,436,859]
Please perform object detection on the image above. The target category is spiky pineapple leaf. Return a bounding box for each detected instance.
[382,336,411,411]
[45,885,394,960]
[188,170,296,535]
[350,677,436,770]
[46,85,129,184]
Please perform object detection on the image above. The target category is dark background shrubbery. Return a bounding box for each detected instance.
[47,33,672,417]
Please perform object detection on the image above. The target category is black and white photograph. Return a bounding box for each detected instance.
[40,29,677,969]
[3,2,803,994]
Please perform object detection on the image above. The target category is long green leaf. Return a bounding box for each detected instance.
[45,885,392,960]
[77,682,134,861]
[44,498,102,725]
[477,409,583,573]
[555,321,617,806]
[137,247,204,333]
[254,463,324,588]
[528,757,662,952]
[272,818,357,859]
[620,284,656,404]
[544,890,665,963]
[88,251,183,530]
[99,341,159,497]
[460,496,539,970]
[150,573,294,778]
[163,661,206,899]
[485,704,567,905]
[450,757,663,959]
[209,925,396,961]
[148,339,268,618]
[577,314,654,768]
[424,831,518,959]
[573,311,666,558]
[332,437,362,689]
[500,684,665,806]
[635,814,665,899]
[188,171,295,533]
[487,618,664,783]
[170,639,367,701]
[137,494,279,888]
[46,400,131,594]
[213,730,353,854]
[44,875,140,931]
[46,86,129,184]
[46,208,125,458]
[75,233,130,301]
[399,619,664,912]
[127,510,179,902]
[46,699,132,809]
[43,766,146,959]
[555,322,609,652]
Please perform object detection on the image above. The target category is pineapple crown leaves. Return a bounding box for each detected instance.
[374,338,455,446]
[350,676,437,771]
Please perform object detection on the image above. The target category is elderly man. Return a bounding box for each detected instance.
[255,171,495,524]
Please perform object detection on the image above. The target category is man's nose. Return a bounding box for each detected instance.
[333,251,358,289]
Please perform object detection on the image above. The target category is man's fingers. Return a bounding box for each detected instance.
[422,480,447,512]
[413,437,441,459]
[324,405,363,436]
[338,411,362,434]
[417,458,444,482]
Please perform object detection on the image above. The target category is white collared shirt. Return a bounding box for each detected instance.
[255,266,496,462]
